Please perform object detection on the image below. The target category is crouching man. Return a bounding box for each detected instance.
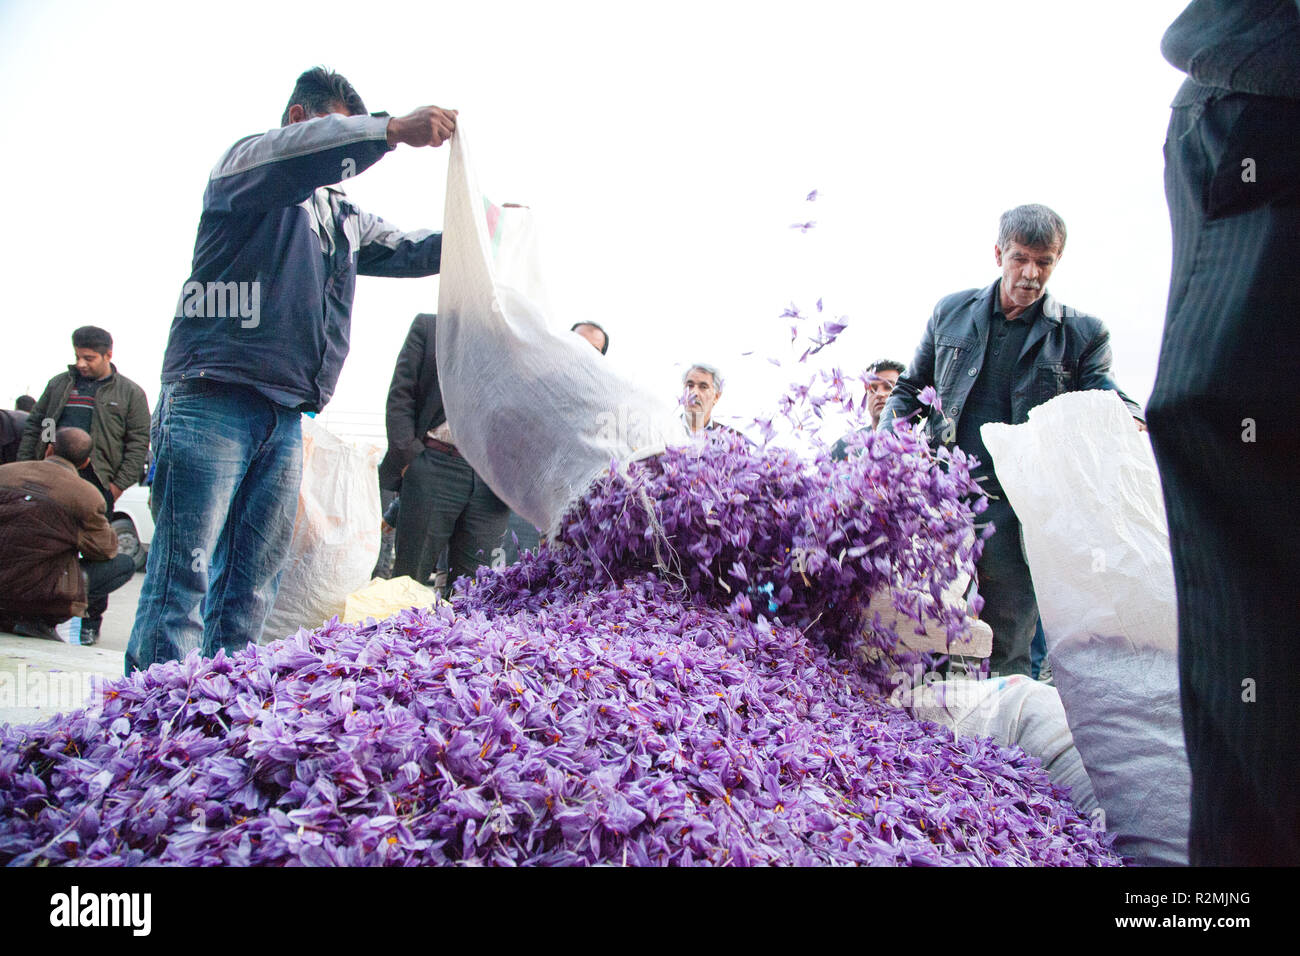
[0,428,135,644]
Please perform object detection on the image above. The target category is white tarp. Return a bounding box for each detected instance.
[435,123,679,533]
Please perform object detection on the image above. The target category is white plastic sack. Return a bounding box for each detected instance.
[435,123,679,533]
[908,675,1099,819]
[262,417,382,640]
[982,390,1190,866]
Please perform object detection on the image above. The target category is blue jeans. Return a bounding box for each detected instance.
[126,380,301,672]
[1030,618,1047,679]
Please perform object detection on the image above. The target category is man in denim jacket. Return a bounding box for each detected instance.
[128,68,457,673]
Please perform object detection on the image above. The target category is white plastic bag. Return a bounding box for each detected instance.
[908,675,1099,819]
[982,390,1190,866]
[435,123,680,533]
[262,417,382,640]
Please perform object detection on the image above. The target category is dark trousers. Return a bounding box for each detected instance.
[82,553,135,626]
[1148,91,1300,865]
[392,446,509,596]
[78,465,117,621]
[79,464,114,516]
[971,494,1038,677]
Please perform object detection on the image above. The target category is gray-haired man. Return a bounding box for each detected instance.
[880,204,1144,676]
[682,363,727,435]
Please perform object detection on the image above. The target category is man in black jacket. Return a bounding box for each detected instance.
[379,313,509,595]
[881,204,1144,676]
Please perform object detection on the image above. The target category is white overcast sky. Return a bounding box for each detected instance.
[0,0,1190,437]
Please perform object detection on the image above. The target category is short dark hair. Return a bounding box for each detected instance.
[869,359,905,377]
[72,326,112,354]
[53,427,92,466]
[281,67,366,126]
[14,395,36,412]
[998,204,1067,254]
[570,321,609,355]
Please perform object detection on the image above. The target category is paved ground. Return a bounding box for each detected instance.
[0,571,139,726]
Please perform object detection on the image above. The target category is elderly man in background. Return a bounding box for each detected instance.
[881,204,1143,676]
[681,363,729,436]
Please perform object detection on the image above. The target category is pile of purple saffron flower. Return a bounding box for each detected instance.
[0,429,1118,866]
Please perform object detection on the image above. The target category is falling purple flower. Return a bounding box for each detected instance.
[918,386,942,414]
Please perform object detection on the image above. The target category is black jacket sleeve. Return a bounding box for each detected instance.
[384,315,434,474]
[879,307,938,434]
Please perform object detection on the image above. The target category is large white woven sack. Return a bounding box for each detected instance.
[982,390,1190,866]
[435,123,679,533]
[262,417,382,640]
[908,675,1099,819]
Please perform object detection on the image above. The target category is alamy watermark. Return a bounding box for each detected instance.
[0,664,108,716]
[174,280,261,329]
[594,405,665,448]
[49,886,151,936]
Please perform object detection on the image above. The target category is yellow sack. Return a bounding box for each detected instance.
[342,576,442,624]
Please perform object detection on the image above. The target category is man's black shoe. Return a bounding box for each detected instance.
[79,621,101,646]
[13,619,60,641]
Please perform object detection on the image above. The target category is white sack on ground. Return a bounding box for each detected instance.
[435,123,679,533]
[982,390,1190,866]
[263,417,382,640]
[908,675,1098,818]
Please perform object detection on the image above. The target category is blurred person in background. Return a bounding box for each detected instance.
[830,359,905,461]
[0,428,135,644]
[863,359,904,430]
[18,327,150,515]
[379,313,509,596]
[17,327,149,634]
[1,397,35,464]
[569,321,609,355]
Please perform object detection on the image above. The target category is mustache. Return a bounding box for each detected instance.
[1017,281,1042,290]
